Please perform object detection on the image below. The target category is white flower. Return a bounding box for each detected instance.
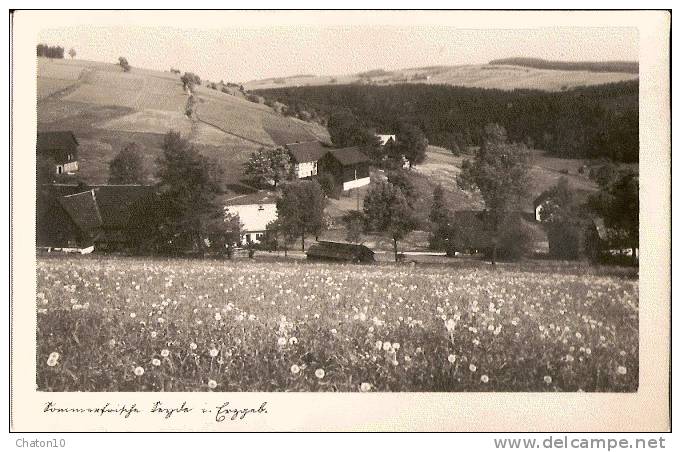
[208,379,217,389]
[290,364,300,375]
[375,340,383,350]
[447,354,456,364]
[277,337,287,347]
[382,342,392,351]
[209,348,219,357]
[445,319,456,332]
[360,382,372,392]
[289,337,298,345]
[315,368,325,379]
[150,331,157,339]
[392,343,400,350]
[617,366,627,375]
[214,313,222,321]
[161,349,170,358]
[480,375,489,383]
[189,342,198,351]
[49,352,60,362]
[152,358,161,367]
[469,364,477,372]
[134,366,144,376]
[544,375,552,384]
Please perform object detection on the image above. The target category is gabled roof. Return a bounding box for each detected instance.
[325,146,369,166]
[58,190,102,233]
[37,131,79,151]
[224,191,277,206]
[285,141,329,163]
[90,185,156,229]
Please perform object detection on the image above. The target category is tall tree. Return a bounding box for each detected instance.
[275,180,327,251]
[538,177,586,259]
[108,143,148,184]
[149,131,224,254]
[427,184,451,251]
[327,109,380,150]
[243,147,292,188]
[118,57,131,72]
[363,181,417,261]
[457,123,530,264]
[396,124,428,167]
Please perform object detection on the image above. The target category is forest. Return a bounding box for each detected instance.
[488,58,639,74]
[255,80,639,162]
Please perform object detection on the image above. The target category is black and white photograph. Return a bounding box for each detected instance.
[10,8,670,434]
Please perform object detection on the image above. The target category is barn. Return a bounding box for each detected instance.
[306,240,375,263]
[318,146,370,192]
[285,141,330,179]
[37,131,79,175]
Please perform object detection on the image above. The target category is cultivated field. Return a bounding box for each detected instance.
[37,256,638,392]
[244,64,639,92]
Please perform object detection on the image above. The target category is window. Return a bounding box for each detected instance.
[256,233,264,240]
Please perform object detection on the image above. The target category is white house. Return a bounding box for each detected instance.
[285,141,330,179]
[376,134,396,146]
[224,191,278,245]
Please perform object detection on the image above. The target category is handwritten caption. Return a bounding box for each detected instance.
[43,401,268,422]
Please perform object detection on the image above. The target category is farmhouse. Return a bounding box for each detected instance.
[376,134,396,146]
[37,131,79,175]
[285,141,329,179]
[318,146,371,191]
[224,191,278,245]
[37,184,156,253]
[306,240,375,263]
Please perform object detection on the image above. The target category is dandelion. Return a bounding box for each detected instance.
[277,337,287,347]
[189,342,197,351]
[360,382,372,392]
[289,337,298,345]
[290,364,300,375]
[134,366,144,376]
[209,348,219,357]
[544,375,552,384]
[315,368,325,379]
[214,313,222,321]
[161,349,170,358]
[480,375,489,383]
[469,364,477,372]
[49,352,60,362]
[108,339,116,348]
[208,379,218,389]
[447,354,456,364]
[150,331,158,339]
[382,342,392,351]
[616,366,627,375]
[392,343,400,350]
[152,358,161,367]
[375,340,383,350]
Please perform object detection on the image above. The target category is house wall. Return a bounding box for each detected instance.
[294,161,317,179]
[535,204,544,222]
[225,203,277,245]
[343,177,370,191]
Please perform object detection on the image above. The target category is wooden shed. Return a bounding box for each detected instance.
[306,240,375,263]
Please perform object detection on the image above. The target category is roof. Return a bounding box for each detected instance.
[285,141,329,163]
[37,131,79,151]
[90,185,156,228]
[306,240,375,261]
[325,147,369,166]
[223,191,278,206]
[58,190,103,233]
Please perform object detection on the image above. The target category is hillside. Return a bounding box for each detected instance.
[37,57,329,187]
[243,63,638,92]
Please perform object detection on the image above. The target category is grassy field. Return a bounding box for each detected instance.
[243,64,639,92]
[37,255,638,392]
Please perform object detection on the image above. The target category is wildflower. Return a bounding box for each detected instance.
[189,342,198,351]
[134,366,145,376]
[480,375,489,383]
[161,349,170,358]
[277,337,287,347]
[290,364,300,375]
[544,375,552,384]
[360,382,372,392]
[49,352,60,362]
[330,329,337,335]
[375,340,383,350]
[392,343,400,350]
[209,348,219,357]
[150,331,158,339]
[616,366,627,375]
[157,317,165,324]
[208,379,218,389]
[382,342,392,351]
[447,354,456,364]
[289,337,298,345]
[214,313,222,321]
[469,364,477,372]
[315,368,325,379]
[108,339,116,349]
[152,358,161,367]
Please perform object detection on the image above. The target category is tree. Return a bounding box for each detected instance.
[276,180,327,251]
[243,147,292,188]
[327,109,380,150]
[108,143,148,184]
[386,170,416,205]
[68,48,76,59]
[537,177,585,259]
[396,124,428,167]
[118,57,131,72]
[457,123,531,264]
[181,72,202,92]
[427,184,451,250]
[136,131,223,254]
[342,210,366,244]
[363,181,418,261]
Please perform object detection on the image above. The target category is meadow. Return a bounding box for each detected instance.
[36,256,638,392]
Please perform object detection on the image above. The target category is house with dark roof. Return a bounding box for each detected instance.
[306,240,375,263]
[318,146,370,192]
[285,141,330,179]
[37,184,156,252]
[37,131,79,175]
[223,191,278,245]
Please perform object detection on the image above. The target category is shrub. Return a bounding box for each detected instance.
[494,221,535,261]
[546,222,583,260]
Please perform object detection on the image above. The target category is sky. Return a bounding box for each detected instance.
[39,24,638,83]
